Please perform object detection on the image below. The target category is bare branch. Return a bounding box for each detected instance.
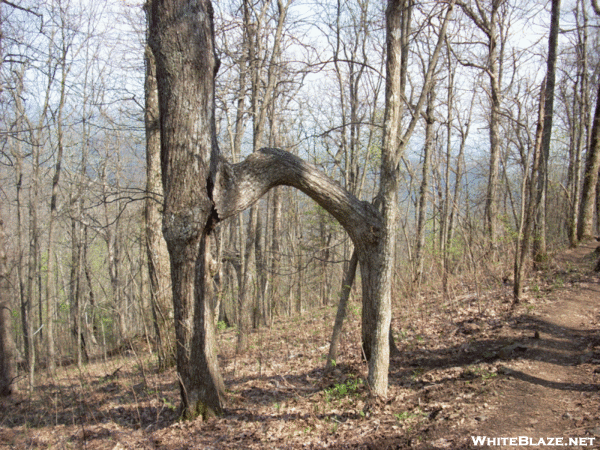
[1,0,42,17]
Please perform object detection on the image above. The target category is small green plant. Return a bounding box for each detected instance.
[217,320,228,331]
[470,366,498,381]
[394,411,411,421]
[411,368,425,380]
[324,377,363,402]
[162,398,177,411]
[394,409,426,422]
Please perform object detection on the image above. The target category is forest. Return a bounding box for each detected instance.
[1,0,599,436]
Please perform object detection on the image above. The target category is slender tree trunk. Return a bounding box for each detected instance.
[44,56,68,375]
[269,187,282,321]
[236,206,258,353]
[566,2,588,246]
[578,83,600,241]
[533,0,561,260]
[415,90,436,281]
[15,153,34,390]
[514,81,546,300]
[484,2,502,245]
[326,250,358,370]
[0,216,17,396]
[456,0,503,243]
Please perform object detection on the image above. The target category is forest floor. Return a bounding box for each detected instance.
[1,241,600,449]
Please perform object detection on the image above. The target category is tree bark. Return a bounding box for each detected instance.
[148,0,225,419]
[514,81,545,302]
[326,250,358,370]
[415,90,436,281]
[533,0,561,261]
[456,0,504,243]
[578,83,600,241]
[144,34,175,371]
[0,0,18,398]
[0,216,17,397]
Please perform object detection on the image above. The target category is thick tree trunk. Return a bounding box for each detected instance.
[144,35,175,371]
[145,44,175,370]
[149,0,224,419]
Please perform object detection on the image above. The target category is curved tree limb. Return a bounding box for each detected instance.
[212,148,382,253]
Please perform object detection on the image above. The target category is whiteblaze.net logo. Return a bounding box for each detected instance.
[471,436,596,447]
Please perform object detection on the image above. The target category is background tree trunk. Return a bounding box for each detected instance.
[0,216,17,397]
[326,250,358,370]
[578,83,600,241]
[415,90,436,282]
[533,0,561,261]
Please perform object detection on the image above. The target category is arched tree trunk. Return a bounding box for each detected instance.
[148,0,453,418]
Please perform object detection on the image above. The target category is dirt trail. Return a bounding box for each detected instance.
[467,241,600,449]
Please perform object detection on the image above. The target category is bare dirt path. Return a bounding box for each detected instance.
[465,241,600,449]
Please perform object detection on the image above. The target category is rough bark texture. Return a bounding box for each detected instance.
[360,0,406,396]
[144,37,175,371]
[148,0,224,419]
